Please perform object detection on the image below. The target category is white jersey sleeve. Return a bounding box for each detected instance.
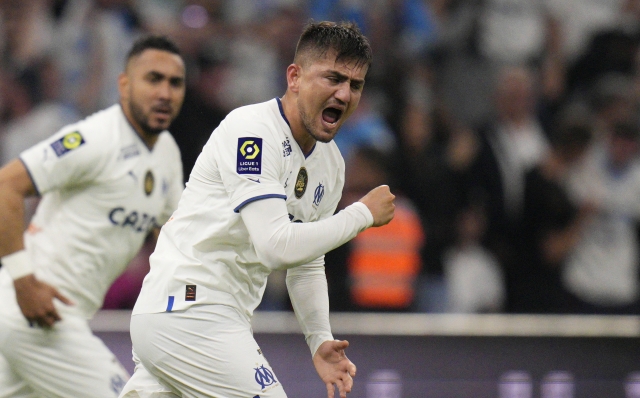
[240,198,373,269]
[20,127,109,195]
[285,189,345,356]
[241,195,372,355]
[287,256,333,356]
[211,109,287,211]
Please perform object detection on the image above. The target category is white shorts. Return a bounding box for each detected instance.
[0,301,129,398]
[120,305,287,398]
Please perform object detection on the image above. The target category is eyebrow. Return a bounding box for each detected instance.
[327,70,365,86]
[146,71,185,83]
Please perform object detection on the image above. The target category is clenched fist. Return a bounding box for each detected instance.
[358,185,395,227]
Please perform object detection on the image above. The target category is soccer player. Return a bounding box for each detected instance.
[0,35,186,397]
[119,21,395,398]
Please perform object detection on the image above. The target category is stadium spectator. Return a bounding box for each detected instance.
[511,105,595,313]
[391,83,479,312]
[468,65,550,312]
[327,146,424,312]
[0,35,186,397]
[119,21,395,398]
[52,0,143,115]
[443,204,506,313]
[563,119,640,314]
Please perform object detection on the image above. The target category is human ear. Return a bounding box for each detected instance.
[286,64,301,93]
[117,72,129,103]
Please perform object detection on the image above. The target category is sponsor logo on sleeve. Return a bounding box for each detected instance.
[51,131,85,157]
[237,137,262,174]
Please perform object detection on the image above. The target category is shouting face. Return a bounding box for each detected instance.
[290,50,368,146]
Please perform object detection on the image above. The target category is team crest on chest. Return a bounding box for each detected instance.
[144,170,154,196]
[294,167,308,199]
[313,182,325,207]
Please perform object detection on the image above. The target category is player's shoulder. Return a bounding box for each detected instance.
[40,105,120,158]
[68,105,122,145]
[227,98,276,119]
[222,99,281,134]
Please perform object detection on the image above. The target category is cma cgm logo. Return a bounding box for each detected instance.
[108,207,158,233]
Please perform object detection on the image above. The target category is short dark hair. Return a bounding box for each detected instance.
[125,35,181,67]
[294,21,372,69]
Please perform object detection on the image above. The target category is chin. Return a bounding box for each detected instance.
[312,130,336,143]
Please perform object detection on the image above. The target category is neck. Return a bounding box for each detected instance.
[137,130,159,150]
[280,93,316,155]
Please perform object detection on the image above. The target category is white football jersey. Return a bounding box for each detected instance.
[133,98,345,318]
[0,104,183,319]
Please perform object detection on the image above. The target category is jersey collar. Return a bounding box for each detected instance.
[276,97,316,159]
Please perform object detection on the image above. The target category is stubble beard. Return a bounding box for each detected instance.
[298,99,333,143]
[129,99,164,136]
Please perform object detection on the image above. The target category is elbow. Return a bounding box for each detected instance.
[256,250,289,271]
[255,244,305,271]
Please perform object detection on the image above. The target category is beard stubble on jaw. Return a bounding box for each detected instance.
[298,99,334,143]
[129,99,165,136]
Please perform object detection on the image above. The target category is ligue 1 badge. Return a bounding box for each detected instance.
[294,167,308,199]
[144,170,154,196]
[51,131,85,157]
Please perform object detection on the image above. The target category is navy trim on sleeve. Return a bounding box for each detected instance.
[18,157,41,197]
[233,194,287,213]
[166,296,175,312]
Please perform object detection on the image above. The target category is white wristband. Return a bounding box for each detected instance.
[1,250,34,280]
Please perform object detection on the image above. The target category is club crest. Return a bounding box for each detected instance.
[294,167,308,198]
[144,170,154,196]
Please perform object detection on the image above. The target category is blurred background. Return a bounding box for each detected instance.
[27,0,634,317]
[3,0,640,396]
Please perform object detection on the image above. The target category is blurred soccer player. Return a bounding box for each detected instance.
[0,35,186,397]
[119,21,395,398]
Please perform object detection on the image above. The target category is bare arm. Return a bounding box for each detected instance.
[0,159,71,327]
[0,160,35,257]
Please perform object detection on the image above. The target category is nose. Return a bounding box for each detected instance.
[334,82,351,104]
[157,81,172,101]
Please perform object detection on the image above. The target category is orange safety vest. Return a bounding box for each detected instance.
[348,201,424,309]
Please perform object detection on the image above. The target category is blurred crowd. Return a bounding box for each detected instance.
[2,0,640,315]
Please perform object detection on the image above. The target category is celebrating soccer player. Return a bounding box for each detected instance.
[119,21,395,398]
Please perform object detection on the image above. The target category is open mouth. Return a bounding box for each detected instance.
[322,107,343,126]
[151,106,172,121]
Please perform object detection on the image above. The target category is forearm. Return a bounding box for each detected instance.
[287,260,333,356]
[0,160,36,278]
[240,198,373,270]
[0,177,27,257]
